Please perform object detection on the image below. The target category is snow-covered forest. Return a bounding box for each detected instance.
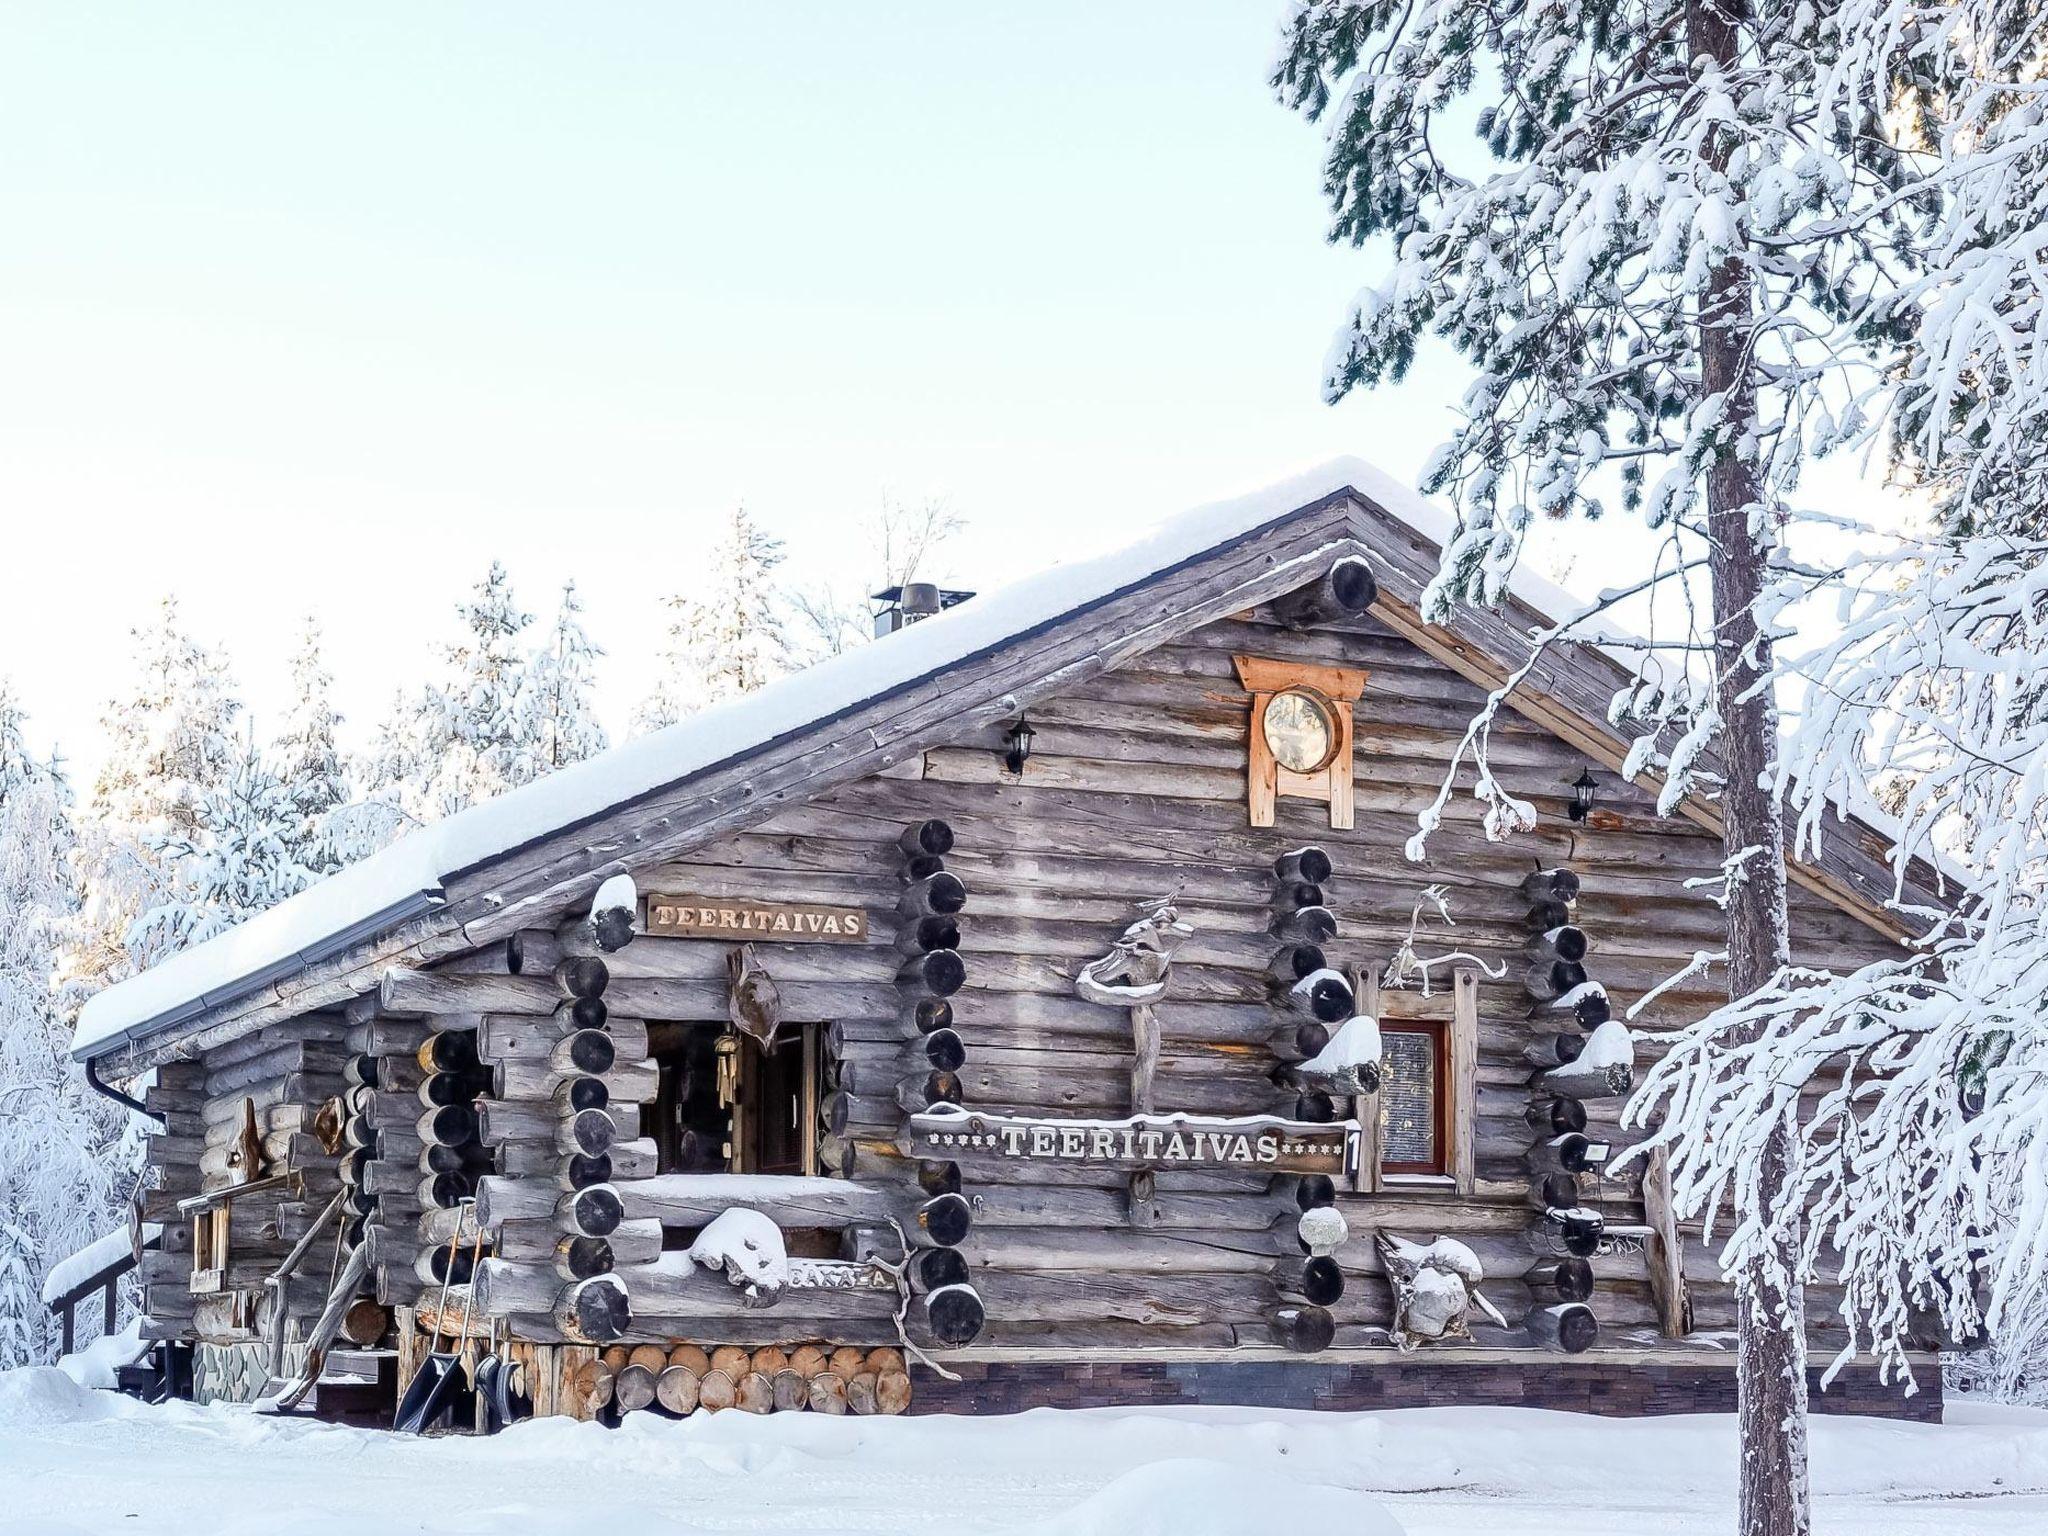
[0,500,956,1366]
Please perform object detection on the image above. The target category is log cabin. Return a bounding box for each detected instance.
[70,458,1950,1423]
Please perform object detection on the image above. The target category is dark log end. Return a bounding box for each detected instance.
[1294,1174,1337,1211]
[558,1235,615,1280]
[1293,1020,1331,1060]
[925,1284,985,1346]
[1327,556,1378,613]
[915,1246,970,1293]
[566,1152,612,1189]
[923,1029,967,1073]
[1272,1302,1336,1354]
[918,1192,973,1247]
[901,818,955,859]
[570,996,610,1031]
[1301,1256,1345,1306]
[569,1183,625,1237]
[1293,1091,1337,1124]
[591,906,637,953]
[558,957,610,1001]
[917,1160,962,1196]
[913,997,955,1035]
[564,1276,631,1344]
[562,1029,617,1076]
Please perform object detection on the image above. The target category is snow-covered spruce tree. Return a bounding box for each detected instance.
[409,560,542,818]
[73,597,243,989]
[1274,4,1948,1528]
[0,687,130,1366]
[127,734,312,960]
[270,617,354,878]
[526,580,609,773]
[637,507,793,731]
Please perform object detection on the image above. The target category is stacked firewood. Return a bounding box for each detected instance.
[1517,865,1630,1354]
[1265,847,1348,1354]
[571,1341,914,1418]
[892,820,985,1348]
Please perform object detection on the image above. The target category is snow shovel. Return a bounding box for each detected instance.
[474,1318,528,1433]
[394,1211,473,1433]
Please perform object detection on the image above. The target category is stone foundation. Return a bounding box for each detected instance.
[912,1358,1940,1423]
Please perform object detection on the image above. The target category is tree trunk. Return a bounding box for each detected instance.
[1691,2,1808,1531]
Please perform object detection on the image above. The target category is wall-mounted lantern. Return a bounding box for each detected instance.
[1002,717,1036,776]
[1567,768,1598,823]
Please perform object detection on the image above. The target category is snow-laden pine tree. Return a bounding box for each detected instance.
[526,580,609,772]
[0,687,130,1366]
[1616,5,2048,1405]
[407,561,543,817]
[636,508,792,731]
[270,618,355,878]
[73,598,243,989]
[1273,4,1980,1527]
[127,734,312,959]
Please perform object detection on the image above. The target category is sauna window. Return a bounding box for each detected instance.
[1378,1021,1449,1177]
[188,1208,230,1295]
[648,1024,827,1178]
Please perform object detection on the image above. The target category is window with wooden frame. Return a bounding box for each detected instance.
[1351,964,1479,1194]
[1377,1020,1450,1177]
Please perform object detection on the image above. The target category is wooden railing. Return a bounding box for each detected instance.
[46,1242,145,1357]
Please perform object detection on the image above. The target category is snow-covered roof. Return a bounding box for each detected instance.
[74,457,1414,1061]
[69,452,1933,1065]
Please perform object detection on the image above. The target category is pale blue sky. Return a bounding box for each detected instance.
[0,4,1876,777]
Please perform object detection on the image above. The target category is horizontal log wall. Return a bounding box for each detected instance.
[141,1015,349,1344]
[584,602,1899,1358]
[177,598,1901,1370]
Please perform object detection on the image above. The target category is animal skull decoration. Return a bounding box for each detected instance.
[1375,1232,1508,1349]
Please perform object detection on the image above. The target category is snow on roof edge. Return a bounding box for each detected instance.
[73,456,1392,1061]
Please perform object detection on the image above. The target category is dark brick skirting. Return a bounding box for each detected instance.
[911,1358,1940,1423]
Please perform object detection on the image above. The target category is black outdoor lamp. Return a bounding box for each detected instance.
[1002,716,1036,776]
[1567,767,1598,822]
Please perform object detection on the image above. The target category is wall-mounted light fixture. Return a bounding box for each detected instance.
[1002,716,1036,776]
[1567,768,1598,823]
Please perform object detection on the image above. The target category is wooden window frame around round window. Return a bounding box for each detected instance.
[1232,654,1370,829]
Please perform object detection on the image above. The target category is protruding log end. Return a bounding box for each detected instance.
[1272,846,1334,886]
[555,1234,614,1282]
[914,1245,970,1294]
[923,1028,966,1073]
[924,1282,986,1346]
[898,819,955,860]
[557,1107,618,1158]
[1271,1302,1336,1354]
[917,1191,974,1247]
[1527,1257,1596,1303]
[899,870,968,918]
[550,1028,617,1077]
[1274,556,1379,630]
[556,1182,624,1238]
[555,1274,630,1344]
[557,957,611,1002]
[1527,1301,1599,1353]
[899,950,966,997]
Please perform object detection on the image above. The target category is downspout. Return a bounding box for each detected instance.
[85,1055,166,1128]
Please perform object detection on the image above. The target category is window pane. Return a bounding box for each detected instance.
[1380,1029,1440,1169]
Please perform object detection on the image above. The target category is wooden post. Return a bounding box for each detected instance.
[1450,966,1479,1194]
[1349,966,1381,1194]
[1644,1144,1693,1338]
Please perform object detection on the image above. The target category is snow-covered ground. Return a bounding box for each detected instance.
[3,1366,2047,1536]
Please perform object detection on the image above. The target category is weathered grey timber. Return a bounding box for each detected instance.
[96,474,1937,1416]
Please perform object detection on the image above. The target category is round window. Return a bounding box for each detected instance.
[1262,688,1338,773]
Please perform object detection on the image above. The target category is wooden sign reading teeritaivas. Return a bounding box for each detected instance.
[646,896,870,943]
[910,1108,1360,1178]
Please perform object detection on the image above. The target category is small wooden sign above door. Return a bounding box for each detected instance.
[646,896,871,943]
